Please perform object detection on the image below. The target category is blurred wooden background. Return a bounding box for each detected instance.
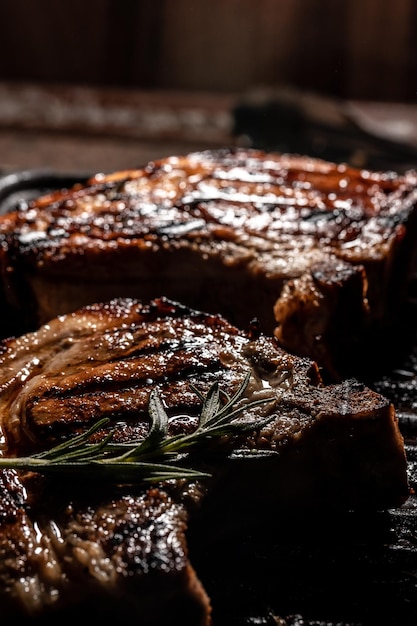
[0,0,416,102]
[1,0,417,175]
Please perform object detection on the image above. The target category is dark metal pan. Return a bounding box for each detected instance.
[0,169,91,215]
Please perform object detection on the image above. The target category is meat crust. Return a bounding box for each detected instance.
[0,296,409,619]
[1,148,417,376]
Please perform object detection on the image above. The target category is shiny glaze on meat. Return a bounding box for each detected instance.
[0,297,408,501]
[0,148,416,356]
[0,296,410,619]
[0,149,417,377]
[2,149,415,263]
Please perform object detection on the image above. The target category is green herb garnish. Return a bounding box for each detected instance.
[0,372,275,484]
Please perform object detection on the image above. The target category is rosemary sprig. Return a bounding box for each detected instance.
[0,372,275,484]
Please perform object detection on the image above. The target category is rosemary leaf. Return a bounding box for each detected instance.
[198,381,221,426]
[0,373,275,484]
[33,418,112,460]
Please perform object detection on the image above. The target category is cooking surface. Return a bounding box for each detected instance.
[1,168,417,626]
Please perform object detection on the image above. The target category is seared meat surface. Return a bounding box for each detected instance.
[1,148,417,376]
[0,296,409,620]
[0,469,209,624]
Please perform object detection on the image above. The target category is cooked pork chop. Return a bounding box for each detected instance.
[0,296,409,620]
[0,148,416,376]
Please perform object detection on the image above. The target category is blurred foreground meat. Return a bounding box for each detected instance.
[0,297,409,621]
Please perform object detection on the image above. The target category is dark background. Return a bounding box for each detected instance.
[0,0,416,102]
[1,0,417,175]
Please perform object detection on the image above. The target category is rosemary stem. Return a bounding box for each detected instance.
[0,374,277,484]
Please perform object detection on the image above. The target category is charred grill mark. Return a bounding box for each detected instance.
[33,344,227,401]
[3,148,416,261]
[14,306,245,443]
[23,367,232,446]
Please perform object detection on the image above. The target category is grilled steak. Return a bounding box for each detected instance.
[0,296,409,621]
[1,148,417,376]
